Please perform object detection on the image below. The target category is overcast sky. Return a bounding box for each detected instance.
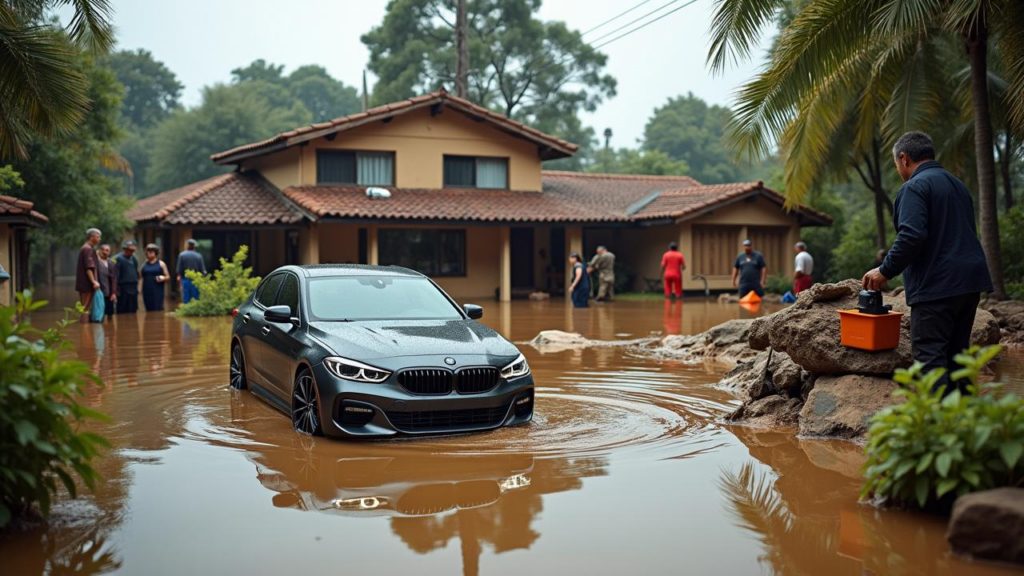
[94,0,770,147]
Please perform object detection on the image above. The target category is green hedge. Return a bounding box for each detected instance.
[176,245,261,317]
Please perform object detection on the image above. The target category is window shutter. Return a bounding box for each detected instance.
[444,156,476,187]
[316,151,356,184]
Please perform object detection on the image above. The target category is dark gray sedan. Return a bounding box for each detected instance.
[229,264,534,438]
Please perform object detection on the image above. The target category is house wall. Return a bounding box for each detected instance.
[319,224,359,264]
[0,224,11,306]
[241,107,543,191]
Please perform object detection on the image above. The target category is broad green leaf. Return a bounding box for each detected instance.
[936,452,952,477]
[1000,442,1023,469]
[915,452,934,474]
[936,478,959,497]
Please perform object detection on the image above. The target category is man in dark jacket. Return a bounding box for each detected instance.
[862,131,993,393]
[114,240,140,314]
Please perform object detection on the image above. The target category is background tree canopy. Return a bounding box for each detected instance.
[362,0,616,169]
[642,92,742,184]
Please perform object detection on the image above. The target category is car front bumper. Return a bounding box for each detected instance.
[310,362,534,438]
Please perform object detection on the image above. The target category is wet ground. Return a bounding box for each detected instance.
[3,296,1022,575]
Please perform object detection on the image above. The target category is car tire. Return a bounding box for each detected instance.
[291,368,323,436]
[229,342,247,390]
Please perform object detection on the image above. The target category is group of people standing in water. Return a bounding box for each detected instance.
[74,228,205,319]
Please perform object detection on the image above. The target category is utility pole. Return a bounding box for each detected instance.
[455,0,468,98]
[362,69,369,111]
[603,128,612,150]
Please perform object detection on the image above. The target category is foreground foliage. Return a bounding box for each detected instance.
[862,345,1024,509]
[176,246,261,317]
[0,293,109,527]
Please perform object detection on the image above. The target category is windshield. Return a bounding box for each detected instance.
[308,276,463,321]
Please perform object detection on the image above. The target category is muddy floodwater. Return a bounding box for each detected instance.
[3,297,1022,575]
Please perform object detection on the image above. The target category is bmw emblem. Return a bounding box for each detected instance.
[444,357,456,366]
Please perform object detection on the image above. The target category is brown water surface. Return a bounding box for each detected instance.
[2,297,1020,575]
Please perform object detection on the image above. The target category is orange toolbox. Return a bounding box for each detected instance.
[838,309,903,351]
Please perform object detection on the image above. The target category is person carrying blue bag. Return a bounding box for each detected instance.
[90,288,105,322]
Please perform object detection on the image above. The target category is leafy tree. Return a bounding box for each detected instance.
[146,82,311,193]
[105,49,182,129]
[11,54,133,265]
[707,0,1024,299]
[0,165,24,192]
[288,65,361,122]
[588,148,689,176]
[362,0,616,169]
[104,49,183,196]
[642,93,741,184]
[0,0,114,159]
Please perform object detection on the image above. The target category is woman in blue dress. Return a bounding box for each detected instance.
[140,243,170,312]
[569,252,590,308]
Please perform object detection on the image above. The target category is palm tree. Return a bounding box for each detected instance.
[0,0,115,159]
[708,0,1024,299]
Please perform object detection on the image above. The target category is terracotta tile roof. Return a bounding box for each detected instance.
[0,194,48,224]
[210,89,578,164]
[128,172,305,225]
[282,185,615,223]
[630,180,833,225]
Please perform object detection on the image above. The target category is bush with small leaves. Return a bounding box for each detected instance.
[0,292,109,527]
[176,245,261,317]
[862,345,1024,509]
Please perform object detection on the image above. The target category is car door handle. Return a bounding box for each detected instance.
[260,326,271,336]
[242,313,250,324]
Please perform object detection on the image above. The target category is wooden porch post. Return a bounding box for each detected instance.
[367,225,379,265]
[499,225,511,302]
[300,223,320,264]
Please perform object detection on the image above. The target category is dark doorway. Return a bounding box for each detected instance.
[194,230,253,271]
[548,227,566,295]
[510,227,534,290]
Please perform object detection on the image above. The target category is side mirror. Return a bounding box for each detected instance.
[265,304,298,326]
[463,303,484,320]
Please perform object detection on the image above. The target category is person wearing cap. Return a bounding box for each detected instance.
[793,241,814,294]
[176,238,207,304]
[732,239,767,297]
[587,245,616,302]
[141,243,170,312]
[114,240,140,314]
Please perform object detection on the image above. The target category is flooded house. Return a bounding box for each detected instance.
[128,89,830,301]
[0,194,47,306]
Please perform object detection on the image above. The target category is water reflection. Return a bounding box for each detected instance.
[725,428,1018,575]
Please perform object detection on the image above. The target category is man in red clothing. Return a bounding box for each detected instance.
[661,242,686,300]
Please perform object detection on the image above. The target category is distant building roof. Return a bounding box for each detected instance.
[210,88,579,165]
[128,172,306,226]
[0,194,48,226]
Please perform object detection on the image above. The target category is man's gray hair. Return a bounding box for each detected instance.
[596,245,606,251]
[892,131,935,163]
[86,227,101,238]
[795,241,807,250]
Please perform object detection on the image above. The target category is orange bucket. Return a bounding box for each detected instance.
[838,309,903,351]
[739,290,762,304]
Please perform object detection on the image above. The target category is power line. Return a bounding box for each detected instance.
[586,0,686,46]
[580,0,658,37]
[591,0,699,50]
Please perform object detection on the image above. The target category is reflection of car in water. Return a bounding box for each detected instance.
[262,451,534,518]
[229,264,535,438]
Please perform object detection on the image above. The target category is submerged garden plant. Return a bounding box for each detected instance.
[0,292,109,527]
[176,245,261,317]
[862,345,1024,509]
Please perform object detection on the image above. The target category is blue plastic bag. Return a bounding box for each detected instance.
[781,291,797,304]
[91,289,105,322]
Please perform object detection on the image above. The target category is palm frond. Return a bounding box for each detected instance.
[57,0,114,53]
[995,0,1024,134]
[871,0,944,35]
[0,5,89,159]
[707,0,786,73]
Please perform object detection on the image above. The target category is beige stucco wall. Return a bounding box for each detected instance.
[0,224,11,306]
[241,107,543,191]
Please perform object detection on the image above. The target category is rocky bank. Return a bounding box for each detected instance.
[637,280,1006,440]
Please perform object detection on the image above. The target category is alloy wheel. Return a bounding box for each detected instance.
[291,370,322,435]
[229,344,247,390]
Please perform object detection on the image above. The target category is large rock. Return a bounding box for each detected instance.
[638,318,759,367]
[719,350,807,400]
[727,394,803,429]
[981,299,1024,346]
[526,330,655,353]
[947,488,1024,565]
[798,374,899,439]
[750,280,1001,375]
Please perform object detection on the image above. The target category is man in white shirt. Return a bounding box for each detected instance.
[793,242,814,294]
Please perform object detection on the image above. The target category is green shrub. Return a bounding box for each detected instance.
[764,274,792,295]
[176,245,261,317]
[0,292,109,527]
[1000,207,1024,284]
[862,345,1024,509]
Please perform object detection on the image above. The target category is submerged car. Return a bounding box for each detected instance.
[229,264,534,438]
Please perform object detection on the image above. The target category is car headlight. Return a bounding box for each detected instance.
[500,353,530,379]
[324,357,391,383]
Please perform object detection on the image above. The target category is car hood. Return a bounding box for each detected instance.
[307,319,519,361]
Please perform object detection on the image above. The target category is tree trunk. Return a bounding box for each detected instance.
[874,193,888,250]
[966,22,1006,299]
[1000,133,1014,211]
[455,0,469,98]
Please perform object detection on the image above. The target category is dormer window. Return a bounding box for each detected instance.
[317,150,394,186]
[443,156,508,189]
